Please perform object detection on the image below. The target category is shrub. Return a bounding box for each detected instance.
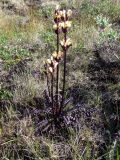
[95,14,118,44]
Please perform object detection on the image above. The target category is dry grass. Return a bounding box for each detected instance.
[11,58,46,105]
[0,7,47,43]
[72,23,99,50]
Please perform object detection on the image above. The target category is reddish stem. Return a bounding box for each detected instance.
[46,72,51,97]
[60,31,67,115]
[56,25,60,110]
[51,72,54,116]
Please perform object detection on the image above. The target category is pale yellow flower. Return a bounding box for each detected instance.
[54,13,61,20]
[58,23,62,29]
[52,51,64,61]
[59,21,72,29]
[66,38,72,47]
[65,21,72,28]
[53,23,62,31]
[59,10,63,17]
[59,22,64,28]
[52,51,57,59]
[57,51,64,59]
[60,39,65,47]
[60,38,72,48]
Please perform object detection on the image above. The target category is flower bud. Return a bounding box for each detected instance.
[53,23,62,33]
[54,11,61,23]
[53,60,58,69]
[47,59,52,65]
[43,60,46,65]
[67,10,72,17]
[50,56,54,61]
[53,24,58,30]
[48,67,53,73]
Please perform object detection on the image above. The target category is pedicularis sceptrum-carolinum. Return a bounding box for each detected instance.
[44,6,72,126]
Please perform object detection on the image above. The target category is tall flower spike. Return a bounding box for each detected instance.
[43,8,73,125]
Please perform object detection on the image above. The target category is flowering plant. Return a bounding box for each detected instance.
[43,6,72,128]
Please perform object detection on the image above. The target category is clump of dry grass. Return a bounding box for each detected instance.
[9,57,46,105]
[12,73,44,104]
[0,103,99,159]
[0,6,47,43]
[71,24,99,49]
[0,108,100,160]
